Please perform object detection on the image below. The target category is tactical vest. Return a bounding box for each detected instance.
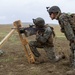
[59,13,75,34]
[36,24,55,47]
[45,24,55,47]
[45,24,55,37]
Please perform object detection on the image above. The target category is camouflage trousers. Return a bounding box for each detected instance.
[70,42,75,68]
[29,41,56,62]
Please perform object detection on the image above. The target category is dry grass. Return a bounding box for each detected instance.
[0,24,71,75]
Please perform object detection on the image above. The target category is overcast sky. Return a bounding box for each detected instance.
[0,0,75,24]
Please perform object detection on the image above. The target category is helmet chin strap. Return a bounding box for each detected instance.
[55,11,61,20]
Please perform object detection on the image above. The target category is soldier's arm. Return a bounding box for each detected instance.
[19,26,37,37]
[60,16,75,41]
[36,27,52,43]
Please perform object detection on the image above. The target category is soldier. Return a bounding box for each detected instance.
[46,6,75,74]
[28,17,65,63]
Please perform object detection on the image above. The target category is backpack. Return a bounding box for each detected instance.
[70,14,75,32]
[70,14,75,22]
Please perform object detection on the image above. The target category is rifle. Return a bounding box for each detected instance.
[12,24,45,37]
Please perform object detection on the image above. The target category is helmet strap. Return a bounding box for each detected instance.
[55,11,61,19]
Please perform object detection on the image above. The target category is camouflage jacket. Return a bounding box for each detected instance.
[24,24,55,46]
[57,13,75,41]
[36,25,54,46]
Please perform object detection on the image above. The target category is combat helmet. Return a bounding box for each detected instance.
[33,17,45,28]
[47,6,61,15]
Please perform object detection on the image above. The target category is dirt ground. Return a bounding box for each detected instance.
[0,25,72,75]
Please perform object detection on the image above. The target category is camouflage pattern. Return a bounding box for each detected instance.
[44,46,55,62]
[57,13,75,68]
[29,41,41,57]
[29,24,65,62]
[35,26,53,45]
[29,25,56,62]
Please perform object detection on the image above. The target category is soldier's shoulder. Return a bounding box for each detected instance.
[45,24,52,32]
[59,13,68,19]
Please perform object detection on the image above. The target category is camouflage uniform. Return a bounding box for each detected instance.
[47,6,75,74]
[23,17,65,62]
[29,25,56,62]
[56,13,75,68]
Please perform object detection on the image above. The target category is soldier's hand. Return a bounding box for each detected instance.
[70,37,75,43]
[60,28,64,33]
[37,31,43,35]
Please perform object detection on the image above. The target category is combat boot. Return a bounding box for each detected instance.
[0,50,4,56]
[55,52,65,62]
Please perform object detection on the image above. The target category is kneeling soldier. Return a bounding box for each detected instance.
[29,17,65,63]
